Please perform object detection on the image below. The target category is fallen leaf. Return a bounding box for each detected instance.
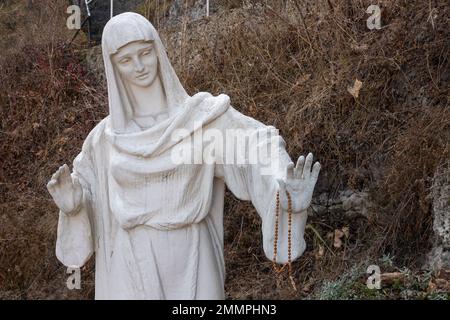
[315,244,324,259]
[427,279,437,293]
[342,226,350,238]
[347,78,363,98]
[294,73,311,87]
[334,229,345,248]
[429,278,450,293]
[58,136,69,144]
[302,281,313,293]
[64,114,76,123]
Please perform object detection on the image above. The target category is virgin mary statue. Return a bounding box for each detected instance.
[47,12,320,299]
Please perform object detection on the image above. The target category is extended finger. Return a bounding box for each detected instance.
[286,162,295,180]
[52,166,63,180]
[311,162,321,183]
[294,155,305,179]
[303,153,313,180]
[62,164,72,183]
[46,179,56,190]
[51,171,58,180]
[62,164,70,175]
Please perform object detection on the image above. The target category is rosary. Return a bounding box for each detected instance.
[272,190,297,291]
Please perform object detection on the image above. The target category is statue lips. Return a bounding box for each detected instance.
[136,72,149,80]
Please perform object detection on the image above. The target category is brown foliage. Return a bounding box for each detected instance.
[0,0,105,299]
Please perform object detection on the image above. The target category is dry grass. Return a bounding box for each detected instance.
[0,0,448,299]
[0,0,104,299]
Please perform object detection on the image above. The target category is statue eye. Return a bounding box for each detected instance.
[141,49,152,56]
[119,57,131,64]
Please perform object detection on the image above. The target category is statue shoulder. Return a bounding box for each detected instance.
[221,105,267,131]
[185,92,230,111]
[81,116,110,153]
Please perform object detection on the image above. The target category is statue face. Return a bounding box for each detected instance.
[112,40,158,88]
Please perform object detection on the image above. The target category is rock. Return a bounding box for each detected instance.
[168,0,210,24]
[426,161,450,271]
[309,190,373,218]
[341,191,370,218]
[85,45,105,86]
[73,0,220,43]
[74,0,145,42]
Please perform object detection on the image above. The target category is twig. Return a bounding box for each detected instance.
[292,1,313,51]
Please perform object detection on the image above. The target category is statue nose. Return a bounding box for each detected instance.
[134,59,145,73]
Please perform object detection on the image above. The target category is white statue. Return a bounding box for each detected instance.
[47,12,320,299]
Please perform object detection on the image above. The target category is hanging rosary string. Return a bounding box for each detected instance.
[272,190,297,291]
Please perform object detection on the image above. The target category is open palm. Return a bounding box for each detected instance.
[46,164,83,215]
[277,153,320,213]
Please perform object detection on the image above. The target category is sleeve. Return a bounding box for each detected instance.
[55,150,95,268]
[215,107,307,264]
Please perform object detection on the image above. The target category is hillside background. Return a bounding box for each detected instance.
[0,0,449,299]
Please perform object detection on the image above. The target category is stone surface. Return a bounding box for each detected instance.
[75,0,144,42]
[310,190,372,218]
[85,45,105,85]
[427,162,450,270]
[76,0,219,42]
[167,0,218,25]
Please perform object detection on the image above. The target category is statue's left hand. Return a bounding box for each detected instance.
[277,153,321,213]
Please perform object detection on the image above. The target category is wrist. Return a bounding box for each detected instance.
[62,201,82,216]
[61,189,83,216]
[282,207,308,215]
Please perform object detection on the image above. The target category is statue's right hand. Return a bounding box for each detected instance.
[47,164,83,214]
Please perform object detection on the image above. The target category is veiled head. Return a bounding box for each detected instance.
[102,12,189,132]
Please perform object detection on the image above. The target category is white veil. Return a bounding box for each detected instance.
[101,12,189,133]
